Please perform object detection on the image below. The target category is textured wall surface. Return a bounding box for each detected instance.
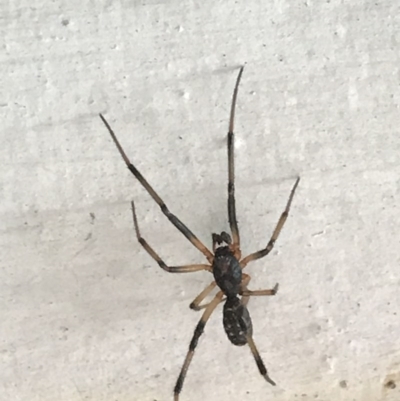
[1,1,400,401]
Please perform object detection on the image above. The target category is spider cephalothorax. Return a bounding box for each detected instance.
[212,243,242,297]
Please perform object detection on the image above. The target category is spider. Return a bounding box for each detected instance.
[99,66,300,401]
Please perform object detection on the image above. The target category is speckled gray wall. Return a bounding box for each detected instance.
[1,1,400,401]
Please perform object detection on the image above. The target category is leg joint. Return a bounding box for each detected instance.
[189,321,205,351]
[174,374,184,395]
[160,203,170,215]
[157,260,168,271]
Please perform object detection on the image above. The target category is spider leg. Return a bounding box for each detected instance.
[174,291,224,401]
[189,281,218,310]
[227,66,244,251]
[100,114,214,263]
[240,177,300,268]
[246,334,276,386]
[241,283,279,297]
[131,201,211,273]
[191,294,226,311]
[240,272,251,307]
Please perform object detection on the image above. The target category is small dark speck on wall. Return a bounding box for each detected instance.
[385,380,396,389]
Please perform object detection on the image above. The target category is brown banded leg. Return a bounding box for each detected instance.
[100,114,214,263]
[246,334,276,386]
[174,291,224,401]
[240,273,252,307]
[240,177,300,268]
[189,281,218,310]
[241,283,279,297]
[240,273,278,303]
[227,66,244,251]
[191,293,225,311]
[131,201,211,273]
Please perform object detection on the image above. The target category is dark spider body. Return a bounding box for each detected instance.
[99,66,300,400]
[212,245,242,297]
[212,235,252,347]
[223,296,253,346]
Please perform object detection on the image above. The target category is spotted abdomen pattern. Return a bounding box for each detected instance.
[223,296,253,346]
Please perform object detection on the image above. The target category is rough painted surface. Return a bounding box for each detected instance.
[1,1,400,401]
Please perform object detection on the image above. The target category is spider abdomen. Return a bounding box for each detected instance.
[212,246,242,297]
[223,296,253,346]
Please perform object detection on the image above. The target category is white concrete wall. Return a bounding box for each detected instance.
[1,1,399,401]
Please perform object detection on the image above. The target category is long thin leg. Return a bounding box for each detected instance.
[100,114,214,263]
[131,201,211,273]
[246,334,276,386]
[240,177,300,268]
[174,291,224,401]
[189,281,217,310]
[227,66,245,248]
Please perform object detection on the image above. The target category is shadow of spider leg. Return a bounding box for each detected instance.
[131,201,211,273]
[174,291,224,401]
[100,113,214,264]
[240,177,300,268]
